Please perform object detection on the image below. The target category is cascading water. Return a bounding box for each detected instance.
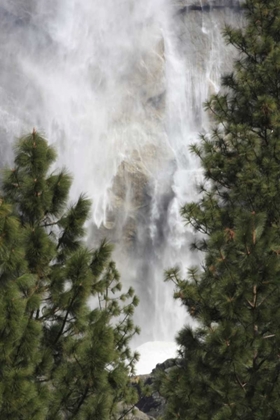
[0,0,243,345]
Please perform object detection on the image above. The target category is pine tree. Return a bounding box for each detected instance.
[0,130,139,419]
[157,1,280,419]
[0,200,47,419]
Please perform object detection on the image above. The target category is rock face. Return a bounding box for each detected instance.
[133,359,179,419]
[175,0,241,9]
[117,403,156,420]
[132,409,155,420]
[89,0,245,344]
[118,358,182,419]
[136,376,166,419]
[95,0,243,248]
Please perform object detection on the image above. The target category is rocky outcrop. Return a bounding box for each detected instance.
[132,409,156,420]
[117,403,156,420]
[136,377,166,419]
[84,1,246,345]
[132,359,180,419]
[88,31,172,251]
[116,358,183,419]
[95,0,244,253]
[175,0,241,12]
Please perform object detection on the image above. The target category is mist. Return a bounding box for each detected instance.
[0,1,243,345]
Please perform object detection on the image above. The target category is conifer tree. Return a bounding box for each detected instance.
[0,130,139,419]
[0,200,47,418]
[158,1,280,419]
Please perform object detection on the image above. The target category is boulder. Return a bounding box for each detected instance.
[134,359,180,419]
[117,402,156,420]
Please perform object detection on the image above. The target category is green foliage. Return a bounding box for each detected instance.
[0,130,139,419]
[158,1,280,419]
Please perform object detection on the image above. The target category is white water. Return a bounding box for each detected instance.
[0,1,242,345]
[136,341,178,375]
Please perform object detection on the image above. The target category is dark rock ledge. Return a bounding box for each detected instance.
[177,0,242,14]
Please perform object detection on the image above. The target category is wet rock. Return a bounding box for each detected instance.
[117,403,156,420]
[93,0,245,252]
[136,389,165,419]
[131,408,156,420]
[132,359,178,419]
[174,0,241,13]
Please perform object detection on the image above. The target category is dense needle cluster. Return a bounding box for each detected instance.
[157,1,280,419]
[0,131,140,419]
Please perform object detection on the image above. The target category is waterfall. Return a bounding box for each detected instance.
[0,0,243,345]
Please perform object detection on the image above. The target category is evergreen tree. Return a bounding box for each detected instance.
[157,1,280,419]
[0,200,47,418]
[0,130,139,419]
